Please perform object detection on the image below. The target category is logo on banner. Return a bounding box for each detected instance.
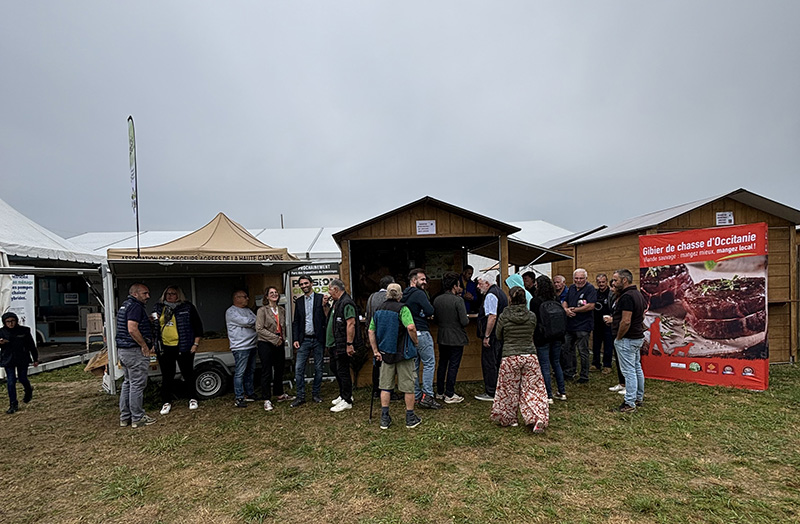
[705,363,718,374]
[722,366,735,375]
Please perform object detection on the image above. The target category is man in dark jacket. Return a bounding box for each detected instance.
[0,312,38,414]
[433,272,469,403]
[116,283,156,428]
[562,268,597,383]
[326,279,358,413]
[475,270,508,401]
[592,273,615,374]
[291,275,328,407]
[402,268,441,409]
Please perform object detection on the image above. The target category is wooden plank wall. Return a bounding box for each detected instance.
[341,203,502,241]
[569,199,796,363]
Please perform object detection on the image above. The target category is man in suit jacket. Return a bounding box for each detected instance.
[291,275,328,407]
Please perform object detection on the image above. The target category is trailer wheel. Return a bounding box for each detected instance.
[195,363,229,400]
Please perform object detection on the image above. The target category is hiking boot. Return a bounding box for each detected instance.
[474,393,494,402]
[330,400,352,413]
[405,412,422,429]
[618,402,636,413]
[290,398,306,408]
[234,398,248,408]
[263,400,274,411]
[419,394,442,409]
[23,387,33,403]
[131,414,157,428]
[160,403,172,415]
[444,393,464,404]
[380,412,392,430]
[276,394,295,402]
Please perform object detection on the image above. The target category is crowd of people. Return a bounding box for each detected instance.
[109,265,647,431]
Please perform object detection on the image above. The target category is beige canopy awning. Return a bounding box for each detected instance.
[107,213,297,262]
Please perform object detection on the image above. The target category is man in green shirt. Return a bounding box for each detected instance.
[368,283,422,429]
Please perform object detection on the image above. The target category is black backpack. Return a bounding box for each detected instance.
[539,300,567,340]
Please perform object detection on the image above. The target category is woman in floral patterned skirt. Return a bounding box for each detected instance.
[489,286,549,432]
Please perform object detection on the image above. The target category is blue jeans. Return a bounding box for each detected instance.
[232,348,257,399]
[119,347,150,422]
[4,363,32,406]
[537,341,565,398]
[294,337,324,400]
[414,331,435,399]
[615,337,645,407]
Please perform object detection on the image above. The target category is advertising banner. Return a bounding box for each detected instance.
[9,274,36,342]
[638,223,768,390]
[288,263,340,298]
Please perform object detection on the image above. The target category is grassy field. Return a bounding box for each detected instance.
[1,363,798,524]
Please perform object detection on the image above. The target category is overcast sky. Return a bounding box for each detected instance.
[2,1,798,239]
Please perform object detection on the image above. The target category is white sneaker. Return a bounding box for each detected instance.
[547,398,554,405]
[330,400,352,412]
[434,393,445,400]
[617,388,627,395]
[608,384,625,392]
[444,394,464,404]
[189,399,198,410]
[263,400,274,411]
[331,396,343,405]
[160,403,172,415]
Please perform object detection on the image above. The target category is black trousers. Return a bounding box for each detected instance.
[480,336,503,396]
[257,340,285,401]
[436,344,464,397]
[592,323,615,368]
[328,348,353,404]
[158,346,195,403]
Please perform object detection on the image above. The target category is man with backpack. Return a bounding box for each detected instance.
[369,283,422,429]
[531,275,568,403]
[561,268,597,383]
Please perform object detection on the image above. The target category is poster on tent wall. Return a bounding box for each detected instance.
[638,223,768,390]
[288,263,340,299]
[9,274,36,345]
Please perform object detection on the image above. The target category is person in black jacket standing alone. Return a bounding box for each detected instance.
[0,312,38,414]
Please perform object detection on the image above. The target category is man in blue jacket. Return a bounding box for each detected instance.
[291,275,328,407]
[402,268,441,409]
[116,283,156,427]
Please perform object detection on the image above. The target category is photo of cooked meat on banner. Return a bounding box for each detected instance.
[638,223,768,390]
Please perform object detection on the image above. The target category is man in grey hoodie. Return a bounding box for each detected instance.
[401,268,441,409]
[226,289,258,408]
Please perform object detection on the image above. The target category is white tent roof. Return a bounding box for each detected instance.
[0,198,104,265]
[71,226,344,262]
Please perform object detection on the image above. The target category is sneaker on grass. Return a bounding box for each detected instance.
[276,394,295,402]
[617,388,627,396]
[160,403,172,415]
[119,419,131,427]
[608,384,625,392]
[189,399,198,410]
[554,394,567,401]
[331,396,343,405]
[330,400,352,413]
[474,393,494,402]
[234,398,248,408]
[263,400,274,411]
[380,413,392,430]
[444,393,464,404]
[434,393,445,400]
[618,402,636,413]
[290,398,305,408]
[405,412,422,429]
[419,394,442,409]
[131,415,156,428]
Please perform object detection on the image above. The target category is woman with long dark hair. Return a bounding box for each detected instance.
[256,286,292,411]
[490,286,549,432]
[531,275,567,403]
[154,285,204,414]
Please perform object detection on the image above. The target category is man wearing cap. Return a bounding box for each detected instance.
[369,283,422,429]
[475,270,508,401]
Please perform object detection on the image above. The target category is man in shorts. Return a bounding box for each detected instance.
[368,283,422,429]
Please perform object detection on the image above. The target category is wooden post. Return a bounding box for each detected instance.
[339,239,351,293]
[500,235,509,292]
[791,226,798,362]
